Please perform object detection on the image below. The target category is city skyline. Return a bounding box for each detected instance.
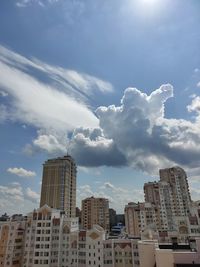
[1,0,200,215]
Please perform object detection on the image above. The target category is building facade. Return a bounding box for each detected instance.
[103,238,140,267]
[81,197,109,232]
[0,215,26,267]
[40,155,77,217]
[124,202,158,237]
[138,238,200,267]
[159,166,191,217]
[143,166,194,234]
[23,205,79,267]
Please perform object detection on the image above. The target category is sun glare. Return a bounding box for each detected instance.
[141,0,158,5]
[133,0,162,16]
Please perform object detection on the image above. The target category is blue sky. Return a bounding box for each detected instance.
[1,0,200,214]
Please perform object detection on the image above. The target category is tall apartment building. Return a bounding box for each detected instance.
[144,182,160,206]
[144,166,193,232]
[124,202,158,236]
[159,166,191,216]
[40,155,77,217]
[81,197,109,232]
[0,215,26,267]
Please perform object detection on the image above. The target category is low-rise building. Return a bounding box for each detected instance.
[103,238,140,267]
[0,214,26,267]
[23,205,79,267]
[138,238,200,267]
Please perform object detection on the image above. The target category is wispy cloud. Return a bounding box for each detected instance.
[0,45,113,133]
[16,0,60,8]
[7,167,36,177]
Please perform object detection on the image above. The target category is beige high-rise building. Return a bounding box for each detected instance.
[40,155,77,217]
[144,182,160,206]
[143,166,193,232]
[159,166,191,217]
[124,202,158,236]
[81,197,109,231]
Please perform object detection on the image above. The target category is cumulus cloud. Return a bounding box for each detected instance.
[67,84,200,175]
[187,96,200,113]
[68,127,127,166]
[33,133,67,154]
[7,167,36,177]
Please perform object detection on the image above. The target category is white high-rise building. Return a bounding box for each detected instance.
[23,205,79,267]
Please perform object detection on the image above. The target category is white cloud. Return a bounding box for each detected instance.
[33,133,68,154]
[26,187,40,203]
[187,96,200,113]
[7,167,36,177]
[0,60,98,131]
[67,84,200,176]
[197,81,200,88]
